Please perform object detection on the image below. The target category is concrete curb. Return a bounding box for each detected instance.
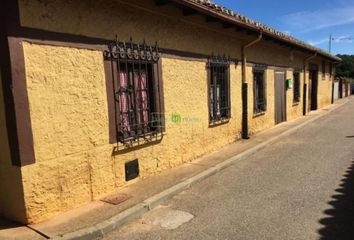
[52,100,348,240]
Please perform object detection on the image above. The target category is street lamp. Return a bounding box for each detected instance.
[329,34,354,53]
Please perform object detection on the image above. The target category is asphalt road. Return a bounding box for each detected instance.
[105,98,354,240]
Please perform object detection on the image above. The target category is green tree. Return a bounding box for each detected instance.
[336,54,354,83]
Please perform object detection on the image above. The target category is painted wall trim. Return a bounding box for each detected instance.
[20,37,308,75]
[10,19,330,71]
[104,60,118,144]
[1,0,35,166]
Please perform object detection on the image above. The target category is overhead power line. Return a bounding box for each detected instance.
[329,34,354,53]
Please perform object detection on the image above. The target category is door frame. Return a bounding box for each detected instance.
[339,77,343,98]
[274,70,287,125]
[308,64,319,111]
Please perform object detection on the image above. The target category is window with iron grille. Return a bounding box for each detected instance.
[208,56,231,124]
[293,71,300,103]
[104,38,164,143]
[253,68,266,114]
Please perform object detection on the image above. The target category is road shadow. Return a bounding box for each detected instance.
[318,159,354,240]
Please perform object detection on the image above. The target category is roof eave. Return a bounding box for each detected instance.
[169,0,341,62]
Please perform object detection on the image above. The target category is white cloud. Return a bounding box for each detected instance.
[308,35,353,47]
[280,6,354,33]
[283,30,292,36]
[308,38,329,46]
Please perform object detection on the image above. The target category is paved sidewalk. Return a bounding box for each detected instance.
[0,98,350,240]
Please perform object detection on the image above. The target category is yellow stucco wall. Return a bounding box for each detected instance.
[13,0,335,223]
[248,68,275,134]
[19,0,246,60]
[0,69,28,223]
[22,42,244,223]
[22,43,113,222]
[317,60,334,109]
[304,58,333,111]
[286,70,304,122]
[247,68,305,134]
[17,0,308,68]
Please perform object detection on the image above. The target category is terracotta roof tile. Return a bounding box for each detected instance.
[181,0,341,61]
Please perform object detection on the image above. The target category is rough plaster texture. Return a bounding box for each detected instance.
[247,68,305,134]
[22,43,245,222]
[22,43,118,223]
[304,57,333,111]
[19,0,245,58]
[248,69,275,134]
[17,0,317,68]
[285,70,304,122]
[316,59,333,109]
[5,0,335,223]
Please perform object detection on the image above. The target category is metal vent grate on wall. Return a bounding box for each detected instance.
[125,159,139,181]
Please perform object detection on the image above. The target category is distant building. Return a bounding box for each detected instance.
[0,0,340,224]
[334,77,352,99]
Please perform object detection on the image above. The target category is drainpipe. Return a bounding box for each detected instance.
[241,31,262,139]
[331,65,334,104]
[302,52,317,116]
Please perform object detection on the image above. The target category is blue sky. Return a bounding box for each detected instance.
[213,0,354,55]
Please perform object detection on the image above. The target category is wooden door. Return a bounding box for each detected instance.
[274,72,286,125]
[309,70,318,111]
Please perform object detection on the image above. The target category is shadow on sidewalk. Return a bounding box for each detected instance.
[318,159,354,240]
[0,218,23,230]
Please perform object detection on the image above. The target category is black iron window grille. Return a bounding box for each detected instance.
[207,55,231,124]
[104,38,164,144]
[253,68,267,114]
[293,71,300,103]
